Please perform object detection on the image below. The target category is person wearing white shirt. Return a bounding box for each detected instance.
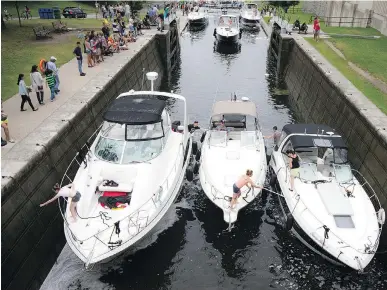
[17,73,37,112]
[124,3,130,21]
[46,56,60,93]
[30,64,45,105]
[40,183,81,222]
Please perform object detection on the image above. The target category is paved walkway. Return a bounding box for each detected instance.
[1,12,188,157]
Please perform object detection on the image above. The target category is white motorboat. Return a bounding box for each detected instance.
[239,3,260,29]
[269,124,385,271]
[194,97,267,225]
[59,72,192,267]
[187,9,208,26]
[213,15,241,43]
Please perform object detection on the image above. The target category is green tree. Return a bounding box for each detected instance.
[128,1,144,16]
[1,14,5,30]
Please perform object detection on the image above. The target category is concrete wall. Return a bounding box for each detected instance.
[1,35,167,290]
[303,0,387,35]
[282,35,387,246]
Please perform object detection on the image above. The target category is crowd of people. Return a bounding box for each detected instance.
[3,2,184,146]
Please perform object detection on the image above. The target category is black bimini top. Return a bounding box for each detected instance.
[284,124,348,149]
[283,124,335,135]
[103,96,166,125]
[290,135,348,149]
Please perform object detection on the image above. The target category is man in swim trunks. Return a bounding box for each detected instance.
[231,169,262,209]
[40,183,81,222]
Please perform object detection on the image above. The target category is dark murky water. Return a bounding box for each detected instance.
[41,14,387,290]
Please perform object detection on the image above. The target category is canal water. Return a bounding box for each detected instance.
[41,14,387,290]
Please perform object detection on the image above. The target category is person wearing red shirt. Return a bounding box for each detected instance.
[313,17,321,42]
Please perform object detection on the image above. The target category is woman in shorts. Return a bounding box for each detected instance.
[286,150,301,191]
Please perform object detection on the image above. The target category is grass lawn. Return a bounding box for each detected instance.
[306,38,387,114]
[5,18,105,29]
[1,19,103,101]
[323,28,387,84]
[281,10,321,26]
[263,16,272,24]
[2,1,96,17]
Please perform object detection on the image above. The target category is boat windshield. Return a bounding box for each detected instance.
[218,16,238,28]
[94,122,164,164]
[295,147,349,182]
[246,3,258,9]
[209,130,227,147]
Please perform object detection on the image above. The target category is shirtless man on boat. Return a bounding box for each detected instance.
[231,169,262,209]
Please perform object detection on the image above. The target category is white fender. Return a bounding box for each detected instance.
[377,208,385,225]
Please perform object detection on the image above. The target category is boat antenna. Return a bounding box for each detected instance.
[140,68,146,90]
[146,72,158,92]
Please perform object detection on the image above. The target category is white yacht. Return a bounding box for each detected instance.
[59,72,192,267]
[187,8,208,26]
[214,15,241,43]
[269,124,385,271]
[194,97,267,225]
[239,3,260,29]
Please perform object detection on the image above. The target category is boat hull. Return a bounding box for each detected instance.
[188,17,207,26]
[267,161,377,271]
[240,17,260,29]
[65,137,193,266]
[216,32,239,43]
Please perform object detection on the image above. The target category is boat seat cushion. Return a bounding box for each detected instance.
[212,121,245,129]
[316,182,354,216]
[98,182,133,193]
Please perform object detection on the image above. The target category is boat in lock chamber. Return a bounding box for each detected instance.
[269,124,385,271]
[239,2,261,30]
[58,72,192,268]
[191,96,267,225]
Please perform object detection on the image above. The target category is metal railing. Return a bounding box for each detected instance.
[58,134,186,260]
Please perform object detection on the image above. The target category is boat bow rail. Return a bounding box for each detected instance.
[277,162,384,269]
[58,137,185,260]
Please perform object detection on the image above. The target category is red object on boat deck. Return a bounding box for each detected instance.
[100,191,128,208]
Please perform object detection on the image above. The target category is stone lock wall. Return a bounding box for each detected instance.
[283,36,387,246]
[1,35,166,290]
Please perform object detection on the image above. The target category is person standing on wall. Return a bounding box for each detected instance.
[30,65,45,105]
[45,69,57,102]
[313,17,321,42]
[124,2,131,21]
[74,42,86,76]
[17,74,38,112]
[46,56,60,94]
